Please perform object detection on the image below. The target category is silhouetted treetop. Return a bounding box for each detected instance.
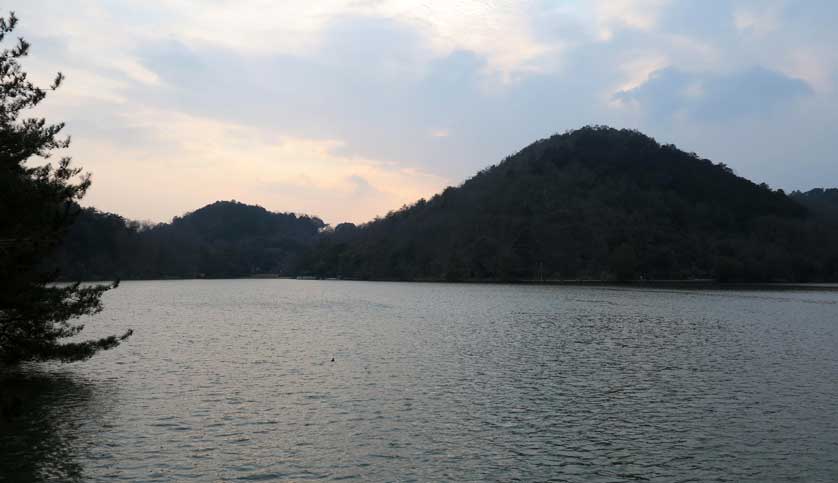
[0,12,130,365]
[55,201,325,279]
[170,200,324,242]
[791,188,838,221]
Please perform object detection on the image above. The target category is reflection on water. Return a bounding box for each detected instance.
[2,280,838,482]
[0,369,113,482]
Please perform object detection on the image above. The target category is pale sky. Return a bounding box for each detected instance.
[11,1,838,224]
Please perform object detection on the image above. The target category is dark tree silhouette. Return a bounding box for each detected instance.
[298,126,838,283]
[53,201,325,280]
[792,188,838,220]
[0,12,131,365]
[47,127,838,284]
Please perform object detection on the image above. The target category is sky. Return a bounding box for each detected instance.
[10,0,838,224]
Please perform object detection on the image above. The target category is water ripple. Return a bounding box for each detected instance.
[2,280,838,482]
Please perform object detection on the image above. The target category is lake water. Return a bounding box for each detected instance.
[2,280,838,482]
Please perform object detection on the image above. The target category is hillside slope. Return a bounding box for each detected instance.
[791,188,838,221]
[302,127,837,282]
[56,201,324,279]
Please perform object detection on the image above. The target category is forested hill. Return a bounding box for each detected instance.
[301,127,838,282]
[55,201,324,280]
[791,188,838,221]
[55,127,838,282]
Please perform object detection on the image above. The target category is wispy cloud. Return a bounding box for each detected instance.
[70,106,448,223]
[615,66,813,121]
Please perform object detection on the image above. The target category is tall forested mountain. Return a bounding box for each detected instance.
[301,127,838,282]
[55,201,324,280]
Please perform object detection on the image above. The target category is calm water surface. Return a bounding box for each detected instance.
[2,280,838,482]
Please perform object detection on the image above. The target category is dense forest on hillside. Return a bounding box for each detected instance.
[300,127,838,282]
[55,201,324,279]
[55,127,838,282]
[791,188,838,221]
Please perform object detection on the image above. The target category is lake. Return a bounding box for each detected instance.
[2,280,838,482]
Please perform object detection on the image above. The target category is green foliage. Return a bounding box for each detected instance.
[0,13,130,365]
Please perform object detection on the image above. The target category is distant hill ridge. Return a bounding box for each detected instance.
[791,188,838,220]
[56,126,838,282]
[56,200,324,280]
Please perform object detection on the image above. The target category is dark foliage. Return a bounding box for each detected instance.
[55,201,325,280]
[791,188,838,221]
[50,130,838,284]
[300,126,838,282]
[0,13,130,365]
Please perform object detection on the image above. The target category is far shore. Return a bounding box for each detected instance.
[62,276,838,292]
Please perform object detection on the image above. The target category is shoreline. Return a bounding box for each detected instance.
[62,276,838,291]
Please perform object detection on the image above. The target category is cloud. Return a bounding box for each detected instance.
[734,4,783,36]
[553,0,671,42]
[119,0,556,79]
[10,0,838,222]
[615,66,813,121]
[346,175,377,197]
[592,0,671,40]
[65,106,450,224]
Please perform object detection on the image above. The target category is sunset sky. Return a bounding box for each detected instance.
[13,1,838,224]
